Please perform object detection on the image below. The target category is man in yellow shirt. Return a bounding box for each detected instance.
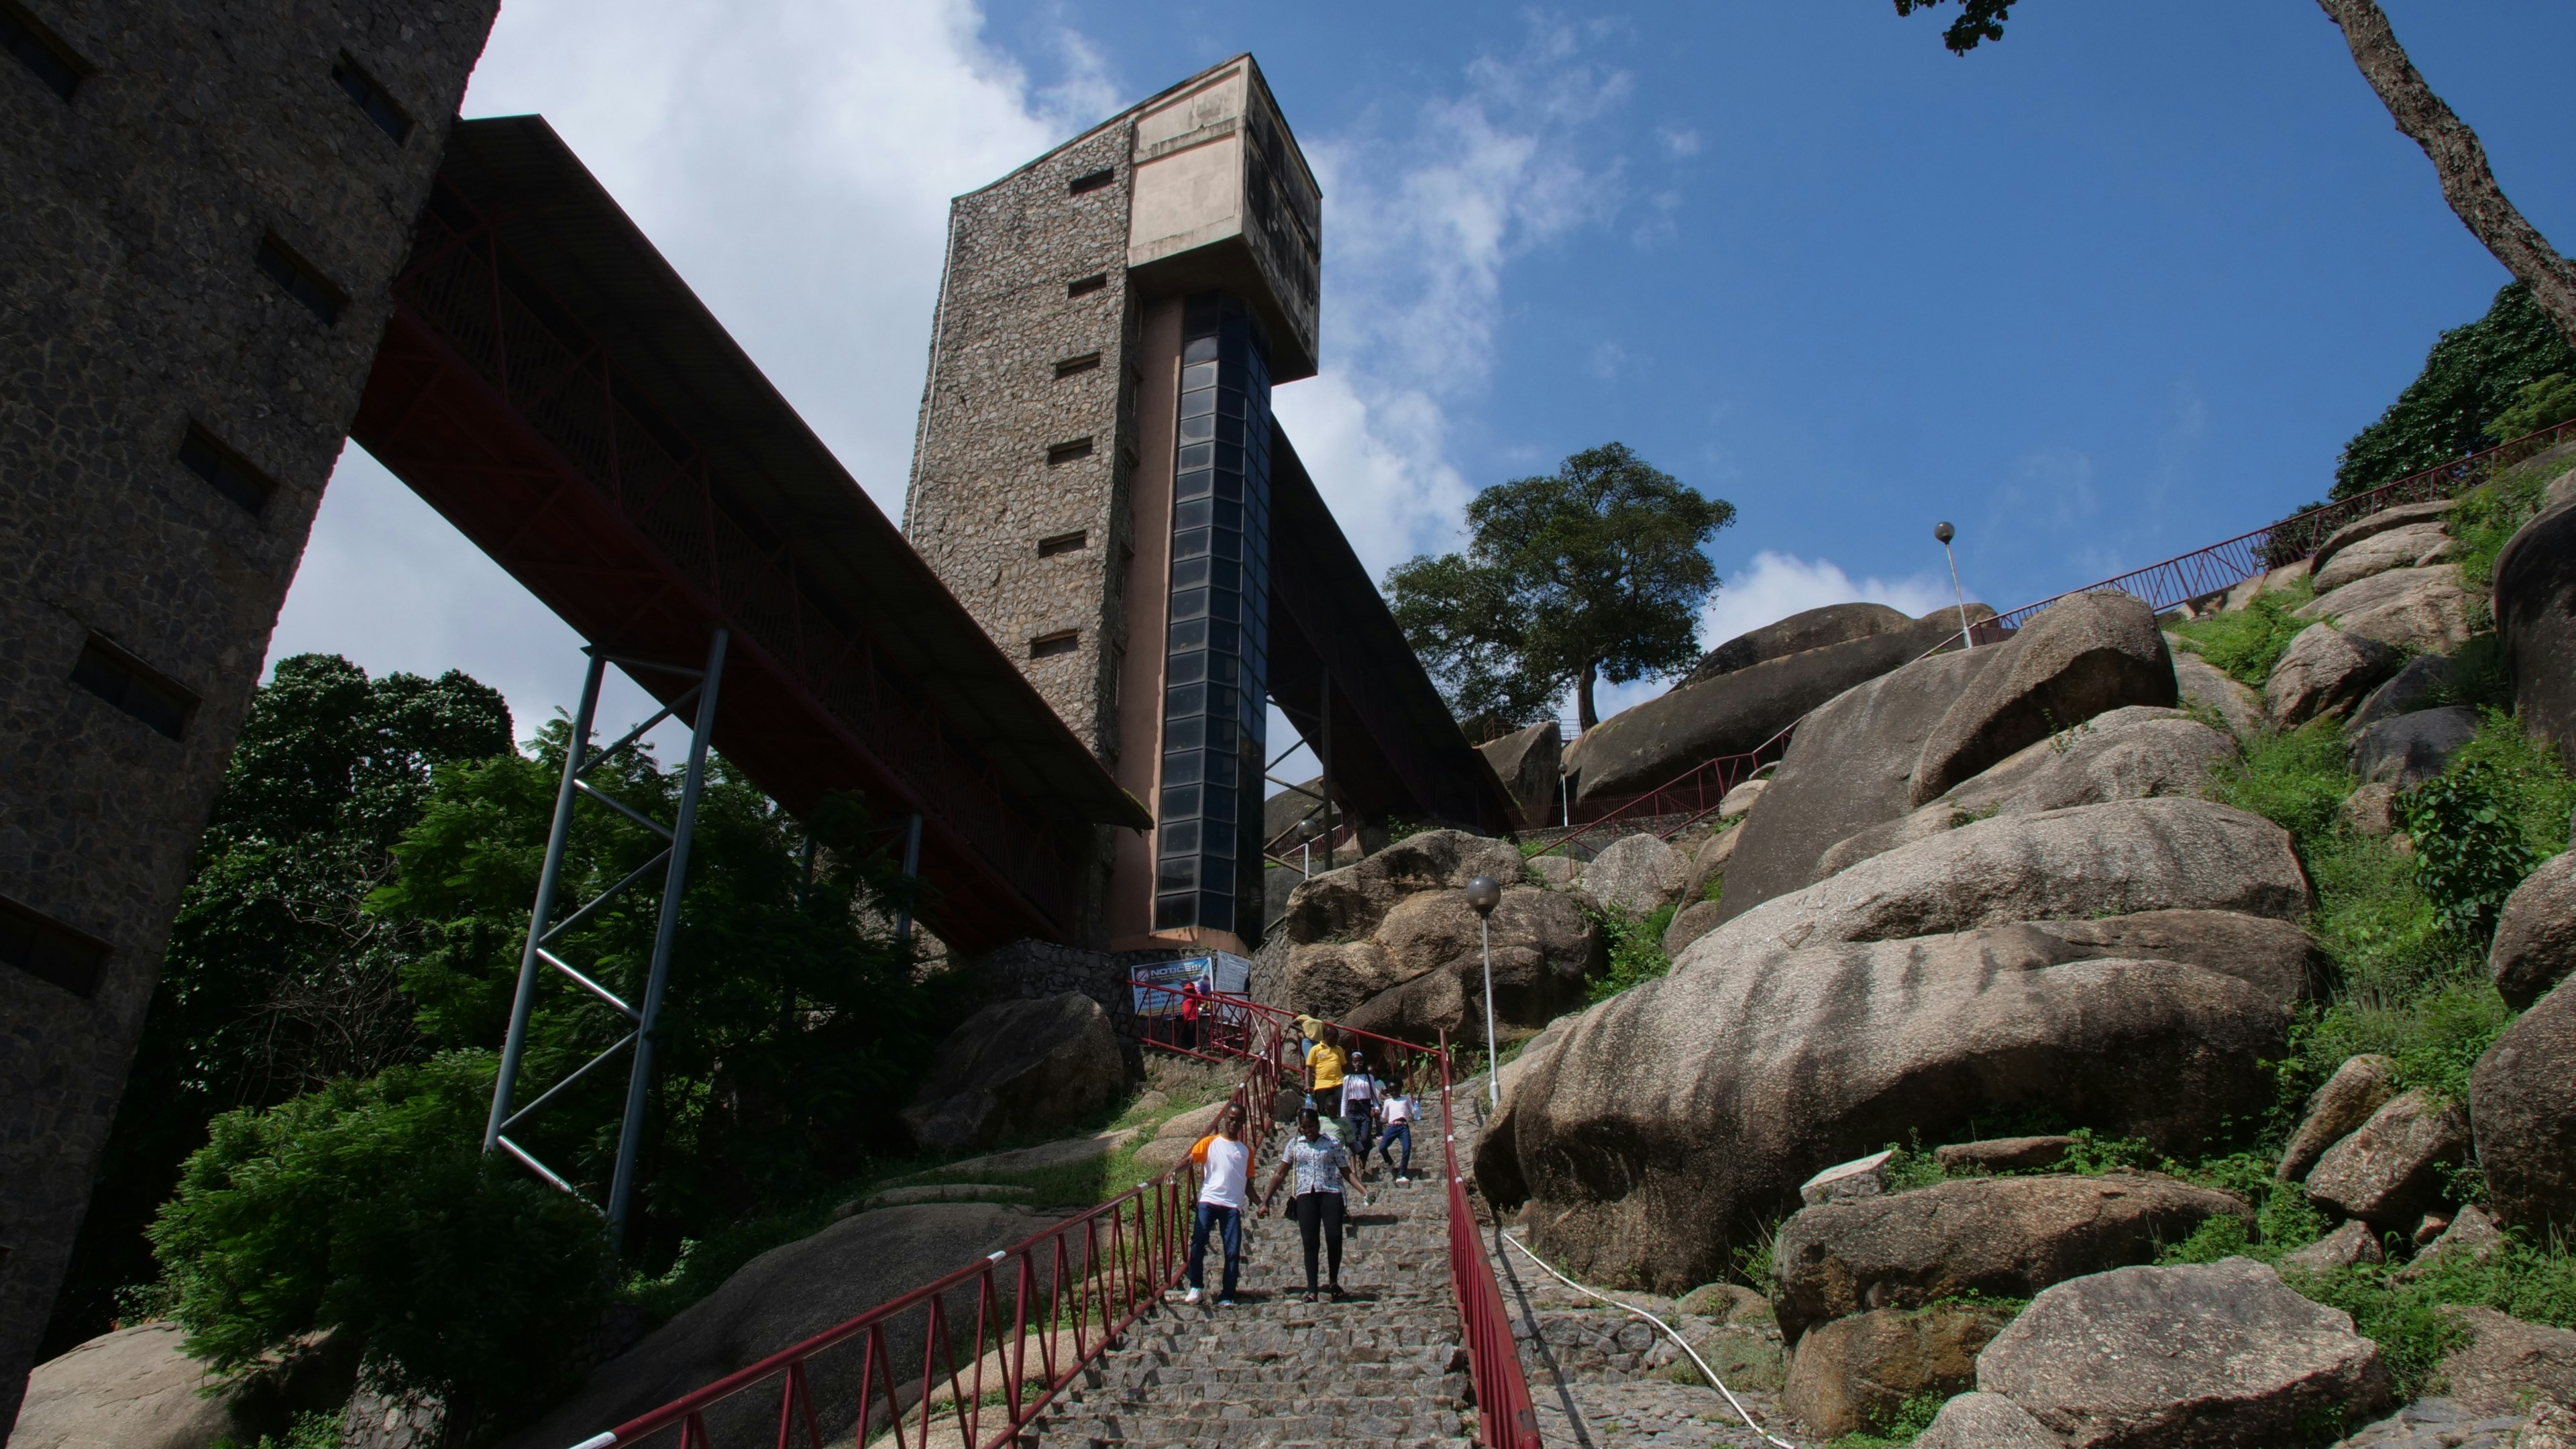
[1305,1026,1348,1121]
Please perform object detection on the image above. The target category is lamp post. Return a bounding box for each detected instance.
[1935,521,1972,650]
[1464,874,1502,1108]
[1298,814,1324,877]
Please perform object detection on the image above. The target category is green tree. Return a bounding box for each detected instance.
[2333,283,2576,498]
[1385,443,1734,732]
[46,656,512,1356]
[1896,1,2576,352]
[148,1054,615,1440]
[369,726,948,1248]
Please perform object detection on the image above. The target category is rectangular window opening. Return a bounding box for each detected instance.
[1066,274,1108,299]
[331,53,413,143]
[1037,530,1088,558]
[2,1,87,102]
[1054,352,1102,379]
[1067,166,1115,195]
[70,635,196,741]
[178,423,276,516]
[1046,437,1093,466]
[1030,630,1080,659]
[0,893,109,998]
[254,235,347,324]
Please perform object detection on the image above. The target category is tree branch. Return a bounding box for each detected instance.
[2316,0,2576,349]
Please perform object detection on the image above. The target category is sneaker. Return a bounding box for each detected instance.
[1218,1297,1236,1307]
[1183,1286,1203,1305]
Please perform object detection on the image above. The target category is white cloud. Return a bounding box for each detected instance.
[1273,21,1633,581]
[271,0,1097,737]
[1580,551,1957,724]
[1656,125,1701,158]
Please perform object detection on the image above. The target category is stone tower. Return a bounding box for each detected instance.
[0,0,497,1418]
[906,56,1321,955]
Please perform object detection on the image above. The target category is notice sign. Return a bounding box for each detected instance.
[1131,953,1251,1015]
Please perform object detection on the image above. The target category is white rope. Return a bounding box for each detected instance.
[1495,1232,1796,1449]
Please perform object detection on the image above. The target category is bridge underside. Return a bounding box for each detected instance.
[352,118,1146,952]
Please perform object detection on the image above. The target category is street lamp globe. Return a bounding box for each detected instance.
[1934,520,1955,544]
[1463,874,1504,1108]
[1464,875,1502,915]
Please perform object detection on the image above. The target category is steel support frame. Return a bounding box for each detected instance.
[375,182,1077,947]
[482,629,729,1248]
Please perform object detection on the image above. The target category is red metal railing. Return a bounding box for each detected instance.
[1440,1033,1542,1449]
[1519,720,1794,863]
[571,1000,1545,1449]
[572,1019,1293,1449]
[1987,415,2576,633]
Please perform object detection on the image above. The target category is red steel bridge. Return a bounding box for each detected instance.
[352,117,1152,953]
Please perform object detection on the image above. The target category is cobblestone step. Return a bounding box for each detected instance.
[1022,1137,1474,1449]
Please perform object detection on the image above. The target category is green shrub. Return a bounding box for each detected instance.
[2404,759,2543,947]
[2202,720,2351,847]
[2450,457,2558,588]
[2169,583,2316,690]
[2290,1237,2576,1401]
[150,1053,613,1435]
[1828,1391,1945,1447]
[1585,902,1676,1004]
[2484,372,2576,445]
[2444,708,2576,857]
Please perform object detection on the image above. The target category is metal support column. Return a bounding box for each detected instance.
[1318,672,1335,869]
[480,628,729,1253]
[892,811,924,949]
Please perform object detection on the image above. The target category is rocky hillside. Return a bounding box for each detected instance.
[1449,456,2576,1446]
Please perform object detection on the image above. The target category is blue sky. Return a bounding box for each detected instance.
[271,0,2576,747]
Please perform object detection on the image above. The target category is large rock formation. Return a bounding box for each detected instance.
[2265,623,2403,727]
[2313,520,2453,592]
[1781,1301,2012,1440]
[1699,798,2311,960]
[2349,704,2480,788]
[500,1204,1045,1449]
[1475,912,2302,1290]
[1278,829,1524,943]
[1816,708,2237,879]
[1477,721,1562,823]
[2309,498,2454,580]
[1712,645,2004,926]
[1568,606,1994,804]
[2294,563,2480,656]
[902,993,1122,1152]
[2492,852,2576,1010]
[1770,1174,2255,1344]
[1582,833,1686,917]
[9,1322,270,1449]
[2172,652,2265,741]
[1682,601,1916,686]
[1279,829,1603,1032]
[2302,1088,2470,1232]
[1909,591,2178,806]
[2473,974,2576,1236]
[1913,1391,2063,1448]
[2496,496,2576,768]
[2277,1053,2397,1183]
[1976,1260,2388,1447]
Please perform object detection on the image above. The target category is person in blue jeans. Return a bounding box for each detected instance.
[1375,1087,1416,1181]
[1184,1104,1250,1305]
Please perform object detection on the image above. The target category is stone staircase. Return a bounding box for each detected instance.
[1025,1158,1474,1449]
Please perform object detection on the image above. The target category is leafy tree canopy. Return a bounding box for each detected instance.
[1385,442,1734,733]
[48,657,511,1355]
[2334,282,2576,499]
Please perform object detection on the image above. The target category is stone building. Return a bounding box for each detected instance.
[0,0,496,1419]
[906,55,1324,956]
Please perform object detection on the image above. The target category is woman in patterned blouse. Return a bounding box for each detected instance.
[1259,1107,1364,1301]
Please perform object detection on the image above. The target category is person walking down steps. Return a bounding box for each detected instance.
[1305,1025,1348,1120]
[1181,1103,1250,1305]
[1260,1107,1363,1302]
[1375,1081,1417,1183]
[1340,1051,1379,1161]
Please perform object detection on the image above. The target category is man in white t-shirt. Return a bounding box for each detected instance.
[1185,1102,1252,1305]
[1375,1089,1417,1182]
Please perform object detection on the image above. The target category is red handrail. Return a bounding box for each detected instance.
[1441,1032,1542,1449]
[569,1019,1293,1449]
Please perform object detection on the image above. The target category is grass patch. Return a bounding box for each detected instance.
[2449,453,2561,588]
[1827,1392,1945,1447]
[1585,902,1678,1004]
[2169,577,2316,688]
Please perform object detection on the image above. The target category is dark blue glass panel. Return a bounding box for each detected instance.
[1168,618,1207,651]
[1161,782,1201,818]
[1163,820,1201,855]
[1207,623,1239,654]
[1164,716,1204,751]
[1199,893,1235,932]
[1213,499,1243,531]
[1180,388,1216,420]
[1213,531,1242,561]
[1174,498,1212,530]
[1203,787,1236,823]
[1166,651,1206,685]
[1169,588,1208,621]
[1165,682,1204,718]
[1210,589,1239,622]
[1202,857,1236,893]
[1184,337,1218,364]
[1179,443,1214,471]
[1179,414,1216,443]
[1158,855,1198,891]
[1173,529,1210,559]
[1205,751,1238,787]
[1182,360,1219,390]
[1156,894,1197,930]
[1162,751,1203,785]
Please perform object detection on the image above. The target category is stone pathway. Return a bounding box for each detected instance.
[1025,1154,1472,1448]
[1448,1078,1809,1449]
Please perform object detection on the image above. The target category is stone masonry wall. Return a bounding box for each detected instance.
[904,121,1141,767]
[0,0,495,1418]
